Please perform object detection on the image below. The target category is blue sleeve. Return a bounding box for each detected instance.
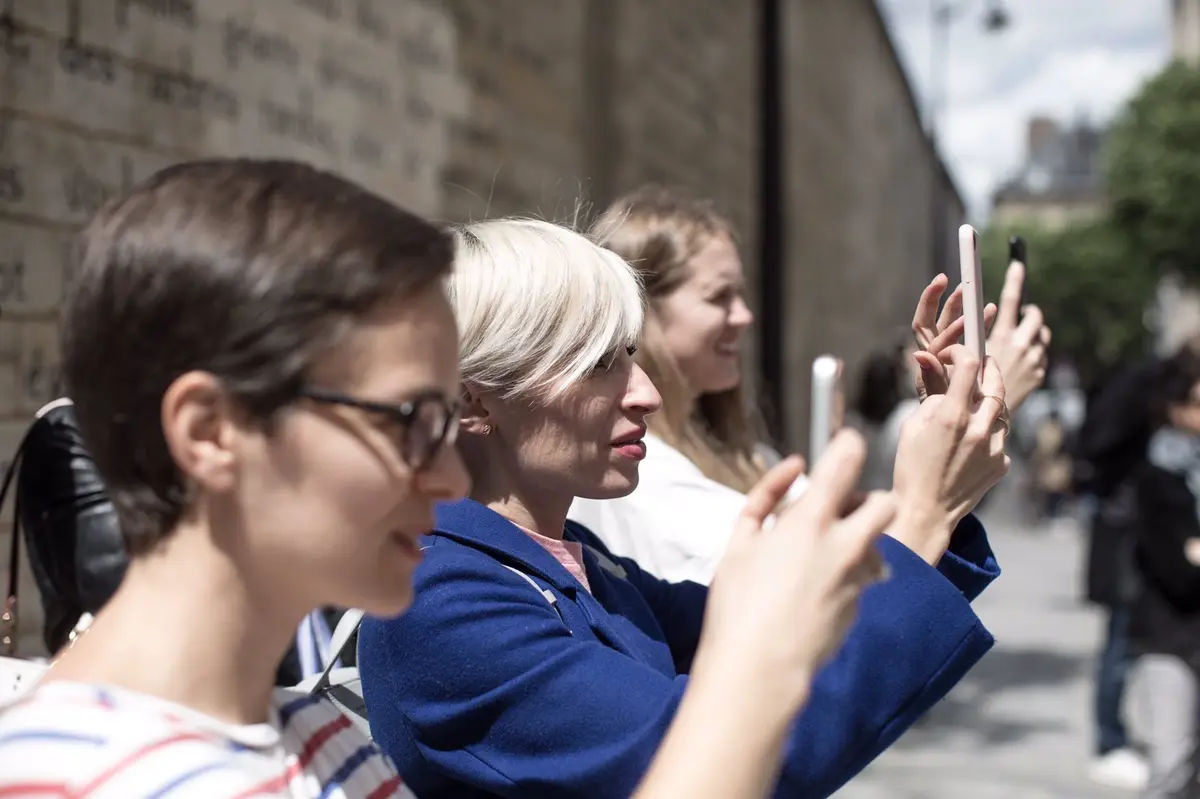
[934,514,1001,602]
[778,534,995,798]
[361,540,994,799]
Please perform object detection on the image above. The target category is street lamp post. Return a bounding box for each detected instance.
[928,0,1010,277]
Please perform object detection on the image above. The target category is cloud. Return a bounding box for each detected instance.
[877,0,1170,220]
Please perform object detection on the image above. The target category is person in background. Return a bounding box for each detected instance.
[1076,358,1160,791]
[360,217,1007,799]
[1131,349,1200,798]
[568,186,1047,585]
[848,345,906,491]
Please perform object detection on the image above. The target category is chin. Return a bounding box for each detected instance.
[579,471,640,500]
[352,581,415,619]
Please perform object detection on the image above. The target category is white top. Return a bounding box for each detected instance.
[0,680,416,798]
[569,433,807,585]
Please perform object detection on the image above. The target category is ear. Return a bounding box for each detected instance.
[160,371,241,494]
[459,381,493,436]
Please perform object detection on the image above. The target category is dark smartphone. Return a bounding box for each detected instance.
[1008,235,1027,264]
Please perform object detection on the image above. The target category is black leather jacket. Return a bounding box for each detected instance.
[16,402,127,653]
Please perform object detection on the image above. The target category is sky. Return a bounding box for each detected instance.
[876,0,1172,222]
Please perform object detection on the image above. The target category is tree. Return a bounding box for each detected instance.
[1108,62,1200,283]
[978,221,1156,388]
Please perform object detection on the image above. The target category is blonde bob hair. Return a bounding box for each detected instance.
[445,218,644,401]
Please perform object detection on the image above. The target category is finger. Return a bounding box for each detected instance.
[1039,325,1052,346]
[942,345,981,409]
[736,455,806,538]
[1011,304,1045,349]
[983,303,998,335]
[914,350,949,397]
[980,354,1006,402]
[800,430,868,523]
[929,303,996,355]
[912,274,948,346]
[994,262,1025,333]
[837,491,897,555]
[935,284,964,333]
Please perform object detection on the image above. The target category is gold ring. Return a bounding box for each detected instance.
[982,394,1010,434]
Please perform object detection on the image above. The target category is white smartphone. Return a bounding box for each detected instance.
[958,224,987,360]
[810,355,844,465]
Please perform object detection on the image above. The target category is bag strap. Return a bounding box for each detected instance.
[308,608,365,695]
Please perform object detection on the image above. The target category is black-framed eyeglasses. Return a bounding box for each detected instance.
[298,386,461,471]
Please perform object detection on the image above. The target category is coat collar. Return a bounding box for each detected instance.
[431,499,592,594]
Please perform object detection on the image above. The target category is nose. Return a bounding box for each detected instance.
[417,441,471,501]
[624,363,663,417]
[729,295,754,329]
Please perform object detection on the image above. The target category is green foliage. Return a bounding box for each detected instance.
[1108,62,1200,282]
[978,221,1155,387]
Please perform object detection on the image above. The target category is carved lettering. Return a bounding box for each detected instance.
[405,95,433,124]
[23,345,54,405]
[114,0,197,29]
[350,133,383,167]
[62,166,114,216]
[294,0,340,21]
[0,14,30,62]
[317,56,388,105]
[148,69,240,120]
[0,257,27,305]
[58,39,117,85]
[222,18,300,69]
[397,32,444,71]
[0,165,23,204]
[355,0,388,42]
[259,95,336,155]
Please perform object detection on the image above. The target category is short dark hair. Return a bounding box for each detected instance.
[61,158,453,555]
[1150,347,1200,427]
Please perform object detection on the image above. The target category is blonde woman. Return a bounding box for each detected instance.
[569,186,1043,586]
[358,218,1005,798]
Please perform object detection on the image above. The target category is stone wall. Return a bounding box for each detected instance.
[0,0,954,651]
[778,0,965,449]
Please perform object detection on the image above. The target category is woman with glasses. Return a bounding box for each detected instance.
[358,217,1010,799]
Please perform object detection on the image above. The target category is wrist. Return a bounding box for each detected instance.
[886,506,956,565]
[689,644,812,729]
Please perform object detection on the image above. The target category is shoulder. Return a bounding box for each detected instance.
[0,683,257,795]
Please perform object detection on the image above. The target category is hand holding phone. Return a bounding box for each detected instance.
[810,355,844,465]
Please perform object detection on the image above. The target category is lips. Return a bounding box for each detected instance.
[612,426,647,446]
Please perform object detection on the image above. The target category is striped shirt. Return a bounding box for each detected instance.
[0,681,417,798]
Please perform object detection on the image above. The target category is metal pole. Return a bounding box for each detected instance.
[929,2,951,278]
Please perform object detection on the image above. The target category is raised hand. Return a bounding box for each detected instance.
[985,261,1051,413]
[910,273,997,400]
[889,347,1010,564]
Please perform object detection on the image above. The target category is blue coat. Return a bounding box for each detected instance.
[359,499,999,798]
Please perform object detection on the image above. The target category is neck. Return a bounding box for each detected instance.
[49,520,304,725]
[482,492,573,540]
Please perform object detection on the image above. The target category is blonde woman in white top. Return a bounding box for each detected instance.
[570,187,1045,586]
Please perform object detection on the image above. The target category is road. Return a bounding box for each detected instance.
[834,484,1137,798]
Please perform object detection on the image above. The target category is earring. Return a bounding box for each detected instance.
[481,424,492,436]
